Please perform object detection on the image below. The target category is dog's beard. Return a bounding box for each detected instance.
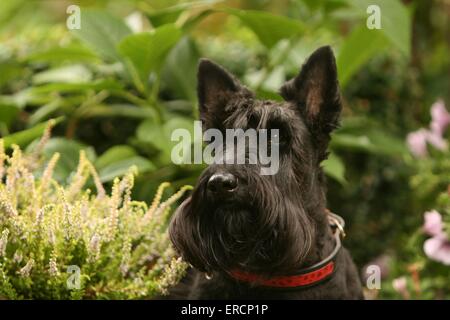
[169,179,315,276]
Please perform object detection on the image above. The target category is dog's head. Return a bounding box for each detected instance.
[169,46,342,276]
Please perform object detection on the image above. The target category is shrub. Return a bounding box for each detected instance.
[0,124,189,299]
[376,100,450,299]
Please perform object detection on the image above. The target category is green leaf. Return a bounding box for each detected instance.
[163,117,195,142]
[255,89,283,101]
[0,104,20,127]
[136,116,195,162]
[118,24,182,85]
[362,129,408,156]
[0,89,34,109]
[145,0,222,27]
[322,152,346,185]
[331,131,407,156]
[28,100,61,125]
[71,10,131,61]
[31,80,123,94]
[32,65,92,85]
[26,45,99,63]
[3,117,64,149]
[29,137,96,182]
[345,0,411,56]
[95,145,137,169]
[180,9,215,32]
[331,133,373,151]
[227,9,304,49]
[80,104,158,119]
[0,61,24,89]
[146,4,186,27]
[161,36,200,102]
[337,26,388,87]
[98,156,155,182]
[335,117,408,156]
[136,118,165,151]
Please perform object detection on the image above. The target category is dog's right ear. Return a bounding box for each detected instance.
[197,59,244,129]
[280,46,341,160]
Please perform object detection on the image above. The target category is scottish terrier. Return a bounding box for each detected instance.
[169,46,364,299]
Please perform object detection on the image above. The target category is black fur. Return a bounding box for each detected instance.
[168,46,363,299]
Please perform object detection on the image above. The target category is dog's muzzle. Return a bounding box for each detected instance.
[207,172,238,196]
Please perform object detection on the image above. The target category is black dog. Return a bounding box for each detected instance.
[169,46,363,299]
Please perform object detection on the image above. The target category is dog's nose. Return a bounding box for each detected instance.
[207,173,238,194]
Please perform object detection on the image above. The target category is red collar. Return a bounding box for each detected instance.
[228,211,345,289]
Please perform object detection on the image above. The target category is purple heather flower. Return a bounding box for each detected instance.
[430,99,450,136]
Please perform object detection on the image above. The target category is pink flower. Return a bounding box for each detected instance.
[406,99,449,157]
[424,236,450,266]
[392,276,410,299]
[426,130,448,150]
[422,210,450,265]
[407,129,428,157]
[423,210,443,236]
[430,99,450,136]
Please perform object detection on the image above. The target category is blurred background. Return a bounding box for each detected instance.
[0,0,449,299]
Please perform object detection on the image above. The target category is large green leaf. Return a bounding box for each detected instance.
[145,0,222,27]
[331,133,373,151]
[26,45,99,63]
[81,104,158,119]
[360,129,408,156]
[136,118,165,151]
[98,156,155,182]
[26,137,96,182]
[136,116,195,163]
[95,145,156,182]
[322,152,346,185]
[0,89,36,109]
[0,61,24,89]
[331,131,407,156]
[3,117,64,149]
[227,9,304,49]
[162,117,197,164]
[31,79,123,94]
[28,100,61,125]
[345,0,411,56]
[337,26,388,87]
[95,145,137,169]
[161,36,200,102]
[335,117,408,156]
[32,65,92,85]
[0,104,20,127]
[118,24,182,85]
[72,10,131,61]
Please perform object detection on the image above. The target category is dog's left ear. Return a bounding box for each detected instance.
[280,46,341,143]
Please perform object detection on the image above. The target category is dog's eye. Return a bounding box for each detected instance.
[267,131,288,148]
[270,133,280,144]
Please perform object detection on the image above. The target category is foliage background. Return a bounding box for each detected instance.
[0,0,449,299]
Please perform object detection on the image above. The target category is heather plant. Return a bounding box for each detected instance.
[376,100,450,299]
[0,126,190,299]
[385,191,450,300]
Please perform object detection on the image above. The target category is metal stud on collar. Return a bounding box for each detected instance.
[326,209,346,239]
